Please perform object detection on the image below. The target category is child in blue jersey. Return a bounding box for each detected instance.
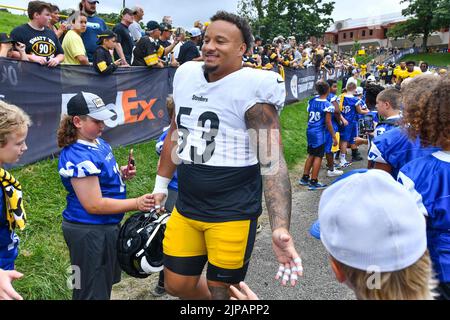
[338,82,369,168]
[324,79,344,177]
[397,74,450,300]
[0,101,31,300]
[57,92,154,300]
[373,88,402,138]
[299,81,337,190]
[368,127,440,178]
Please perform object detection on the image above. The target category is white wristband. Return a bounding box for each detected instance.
[152,175,171,195]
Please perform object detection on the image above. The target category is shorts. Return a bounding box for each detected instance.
[163,208,257,284]
[307,144,325,158]
[62,220,122,300]
[340,121,356,144]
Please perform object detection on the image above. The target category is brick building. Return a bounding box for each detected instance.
[322,12,450,53]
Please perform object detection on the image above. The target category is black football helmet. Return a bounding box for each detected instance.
[117,210,170,278]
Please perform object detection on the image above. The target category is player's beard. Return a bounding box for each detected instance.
[203,64,219,74]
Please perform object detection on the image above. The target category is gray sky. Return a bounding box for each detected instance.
[3,0,408,29]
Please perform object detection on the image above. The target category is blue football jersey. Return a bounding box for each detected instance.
[156,128,178,191]
[0,187,19,270]
[327,93,339,131]
[341,95,362,123]
[58,138,126,225]
[307,97,334,147]
[368,127,440,178]
[374,115,401,138]
[398,151,450,282]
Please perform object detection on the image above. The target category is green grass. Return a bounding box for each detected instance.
[0,11,28,34]
[9,99,309,299]
[355,54,374,65]
[401,53,450,67]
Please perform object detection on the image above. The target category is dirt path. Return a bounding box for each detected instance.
[112,152,368,300]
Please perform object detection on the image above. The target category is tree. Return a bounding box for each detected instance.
[237,0,335,43]
[387,0,450,51]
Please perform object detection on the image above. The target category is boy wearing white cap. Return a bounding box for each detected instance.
[231,169,435,300]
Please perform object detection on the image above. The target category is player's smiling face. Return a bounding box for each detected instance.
[202,20,246,79]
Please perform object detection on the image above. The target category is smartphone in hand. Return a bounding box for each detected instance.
[127,148,135,171]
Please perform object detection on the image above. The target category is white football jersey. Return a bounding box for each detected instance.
[173,61,286,167]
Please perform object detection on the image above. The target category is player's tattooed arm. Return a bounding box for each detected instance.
[245,103,292,231]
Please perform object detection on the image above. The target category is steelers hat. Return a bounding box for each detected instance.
[96,30,116,45]
[67,92,115,121]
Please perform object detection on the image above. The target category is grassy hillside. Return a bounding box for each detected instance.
[10,97,310,300]
[0,10,28,34]
[401,53,450,67]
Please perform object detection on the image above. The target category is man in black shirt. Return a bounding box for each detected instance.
[112,8,134,65]
[10,1,64,67]
[132,20,164,68]
[177,27,203,65]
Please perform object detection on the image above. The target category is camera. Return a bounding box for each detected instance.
[358,114,375,137]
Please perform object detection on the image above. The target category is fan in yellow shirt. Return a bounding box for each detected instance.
[396,61,422,85]
[61,13,89,65]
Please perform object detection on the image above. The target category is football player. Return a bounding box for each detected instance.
[151,11,302,300]
[299,81,337,190]
[338,82,369,168]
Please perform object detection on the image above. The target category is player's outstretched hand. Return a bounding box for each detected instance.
[272,228,303,287]
[229,282,259,300]
[152,193,167,213]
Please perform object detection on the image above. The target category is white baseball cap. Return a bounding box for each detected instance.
[189,27,201,37]
[367,75,376,82]
[319,169,427,272]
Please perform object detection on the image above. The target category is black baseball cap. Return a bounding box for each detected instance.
[67,92,115,121]
[146,20,162,32]
[160,23,175,32]
[0,33,16,44]
[96,30,116,45]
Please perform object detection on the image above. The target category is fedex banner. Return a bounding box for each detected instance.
[0,58,316,166]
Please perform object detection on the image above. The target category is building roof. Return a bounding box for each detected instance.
[326,12,407,33]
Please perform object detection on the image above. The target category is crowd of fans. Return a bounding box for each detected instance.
[0,0,448,82]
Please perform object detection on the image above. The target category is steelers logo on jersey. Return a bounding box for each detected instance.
[32,41,56,57]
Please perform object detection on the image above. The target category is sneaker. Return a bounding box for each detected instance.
[308,181,327,190]
[327,169,344,177]
[298,177,310,186]
[151,284,166,297]
[256,224,262,234]
[338,161,352,169]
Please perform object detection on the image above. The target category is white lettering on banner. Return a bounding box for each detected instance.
[290,74,298,99]
[103,91,125,128]
[0,64,18,86]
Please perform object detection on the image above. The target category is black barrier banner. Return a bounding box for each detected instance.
[1,58,171,166]
[1,57,318,166]
[283,66,317,105]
